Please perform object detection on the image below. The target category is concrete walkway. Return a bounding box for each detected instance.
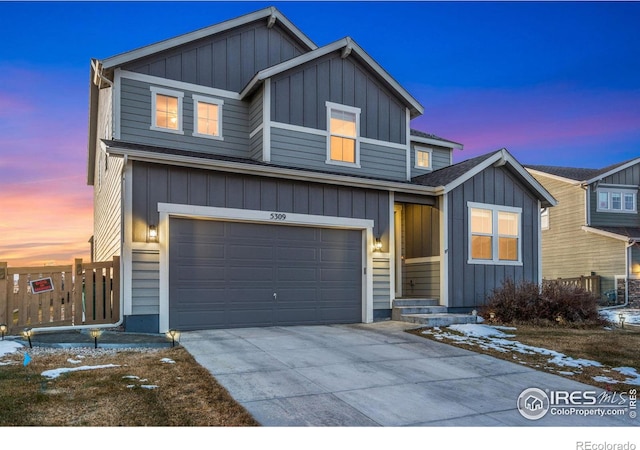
[180,321,636,426]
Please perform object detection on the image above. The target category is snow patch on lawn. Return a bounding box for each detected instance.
[41,364,121,379]
[0,340,23,357]
[599,308,640,325]
[161,358,175,364]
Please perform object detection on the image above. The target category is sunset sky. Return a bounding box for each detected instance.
[1,1,639,266]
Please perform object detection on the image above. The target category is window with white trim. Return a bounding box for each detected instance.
[541,208,549,230]
[326,102,360,166]
[468,202,522,265]
[415,146,432,170]
[192,95,223,140]
[597,187,637,213]
[150,86,184,134]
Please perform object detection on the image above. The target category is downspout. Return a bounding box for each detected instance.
[600,239,635,311]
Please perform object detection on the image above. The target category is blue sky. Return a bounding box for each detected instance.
[1,1,639,264]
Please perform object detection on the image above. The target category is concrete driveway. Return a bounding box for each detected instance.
[180,321,635,426]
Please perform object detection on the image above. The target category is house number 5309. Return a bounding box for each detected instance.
[270,213,287,221]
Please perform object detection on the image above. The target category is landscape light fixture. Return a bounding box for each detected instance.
[471,309,478,323]
[0,323,6,340]
[89,329,102,349]
[166,329,180,347]
[619,314,626,329]
[22,328,33,349]
[373,237,383,252]
[489,312,496,322]
[148,225,158,242]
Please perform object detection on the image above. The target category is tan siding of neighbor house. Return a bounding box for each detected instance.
[93,87,123,262]
[532,173,625,293]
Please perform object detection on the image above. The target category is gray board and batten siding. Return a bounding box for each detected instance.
[130,161,391,318]
[447,164,541,310]
[119,77,251,158]
[120,20,310,93]
[589,163,640,228]
[270,51,407,145]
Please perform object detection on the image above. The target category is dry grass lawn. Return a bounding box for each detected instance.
[0,346,259,426]
[410,323,640,393]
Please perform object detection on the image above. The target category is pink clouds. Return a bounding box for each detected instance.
[0,65,92,266]
[412,84,640,164]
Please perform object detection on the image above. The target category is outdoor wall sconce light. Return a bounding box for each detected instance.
[89,329,102,349]
[619,314,626,329]
[166,329,180,347]
[22,328,33,349]
[148,225,158,242]
[0,323,6,340]
[373,237,383,252]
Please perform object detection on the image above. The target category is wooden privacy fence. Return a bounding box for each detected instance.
[0,257,120,335]
[543,274,601,298]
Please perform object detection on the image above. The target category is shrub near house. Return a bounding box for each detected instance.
[481,279,604,325]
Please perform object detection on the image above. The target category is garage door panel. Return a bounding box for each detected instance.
[169,218,362,329]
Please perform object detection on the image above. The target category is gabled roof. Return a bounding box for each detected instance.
[240,37,424,118]
[413,149,557,207]
[100,6,317,70]
[410,129,463,150]
[526,157,640,185]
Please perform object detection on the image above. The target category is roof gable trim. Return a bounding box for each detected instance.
[585,158,640,185]
[240,37,424,117]
[101,7,317,69]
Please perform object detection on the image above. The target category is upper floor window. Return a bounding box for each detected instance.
[541,208,550,230]
[415,146,432,170]
[150,86,183,134]
[326,102,360,167]
[597,187,637,213]
[468,202,522,265]
[192,95,223,140]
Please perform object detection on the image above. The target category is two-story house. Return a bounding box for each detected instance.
[87,7,555,333]
[527,159,640,307]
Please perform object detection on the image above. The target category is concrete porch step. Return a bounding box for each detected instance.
[399,313,481,327]
[393,298,439,307]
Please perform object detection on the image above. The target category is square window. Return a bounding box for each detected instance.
[598,191,609,210]
[468,203,522,265]
[193,95,223,139]
[612,193,622,210]
[416,148,432,169]
[156,94,179,130]
[150,87,183,134]
[624,193,635,211]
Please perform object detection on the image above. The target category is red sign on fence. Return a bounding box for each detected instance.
[29,277,54,294]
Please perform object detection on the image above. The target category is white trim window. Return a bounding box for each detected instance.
[150,86,184,134]
[468,202,522,265]
[415,146,432,170]
[192,95,223,140]
[597,187,637,213]
[541,207,550,230]
[326,101,360,167]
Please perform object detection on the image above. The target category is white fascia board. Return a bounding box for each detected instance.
[582,226,640,243]
[104,144,440,196]
[525,168,582,186]
[410,135,463,150]
[584,158,640,185]
[119,70,241,100]
[240,38,349,98]
[442,150,558,207]
[239,37,425,118]
[101,7,316,69]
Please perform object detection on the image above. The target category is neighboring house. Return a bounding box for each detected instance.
[87,7,555,333]
[527,159,640,306]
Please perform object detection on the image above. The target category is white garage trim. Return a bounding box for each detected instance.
[157,202,375,333]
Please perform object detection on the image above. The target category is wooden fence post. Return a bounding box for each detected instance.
[0,262,7,326]
[74,258,84,325]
